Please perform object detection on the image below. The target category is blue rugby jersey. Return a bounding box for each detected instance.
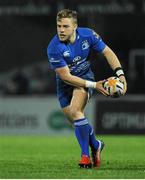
[47,27,106,77]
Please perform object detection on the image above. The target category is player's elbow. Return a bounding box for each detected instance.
[55,66,72,83]
[59,73,72,82]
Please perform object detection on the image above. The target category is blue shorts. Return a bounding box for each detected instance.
[56,70,95,108]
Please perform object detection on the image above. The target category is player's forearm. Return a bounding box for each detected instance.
[102,46,127,94]
[55,66,97,88]
[56,67,109,96]
[62,74,109,96]
[63,74,88,88]
[103,46,122,70]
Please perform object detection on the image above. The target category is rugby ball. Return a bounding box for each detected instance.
[103,76,124,98]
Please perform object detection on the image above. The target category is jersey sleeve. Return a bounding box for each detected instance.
[90,30,106,52]
[47,46,67,70]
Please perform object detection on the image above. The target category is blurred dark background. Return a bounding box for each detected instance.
[0,0,145,96]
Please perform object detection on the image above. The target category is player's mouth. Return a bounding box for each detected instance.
[59,34,66,38]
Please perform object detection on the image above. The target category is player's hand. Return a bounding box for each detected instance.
[95,80,110,96]
[119,75,127,95]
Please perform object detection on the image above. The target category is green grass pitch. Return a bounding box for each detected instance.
[0,135,145,178]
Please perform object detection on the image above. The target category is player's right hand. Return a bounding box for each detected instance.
[95,80,110,96]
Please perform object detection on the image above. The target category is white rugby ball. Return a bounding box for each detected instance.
[103,76,124,98]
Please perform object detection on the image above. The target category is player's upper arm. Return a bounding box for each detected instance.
[47,45,67,70]
[90,30,106,53]
[55,66,71,81]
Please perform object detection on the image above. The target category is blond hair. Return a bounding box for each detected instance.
[57,9,78,24]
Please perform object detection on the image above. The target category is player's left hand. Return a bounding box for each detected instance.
[119,75,127,95]
[95,80,110,96]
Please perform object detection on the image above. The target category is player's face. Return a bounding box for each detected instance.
[57,18,77,42]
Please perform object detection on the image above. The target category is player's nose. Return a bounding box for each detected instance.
[60,30,65,33]
[59,27,65,33]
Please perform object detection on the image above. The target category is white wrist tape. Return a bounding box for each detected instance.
[116,69,124,77]
[85,81,96,89]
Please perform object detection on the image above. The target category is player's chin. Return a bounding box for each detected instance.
[59,36,67,42]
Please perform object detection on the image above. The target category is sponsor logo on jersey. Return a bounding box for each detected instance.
[73,56,81,62]
[82,40,89,50]
[63,51,70,57]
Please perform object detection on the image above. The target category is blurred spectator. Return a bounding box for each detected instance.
[0,83,4,95]
[1,62,56,96]
[29,64,55,94]
[4,69,29,95]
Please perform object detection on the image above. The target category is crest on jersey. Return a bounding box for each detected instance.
[82,40,89,50]
[63,50,70,57]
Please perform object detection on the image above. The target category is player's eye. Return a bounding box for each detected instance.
[63,25,69,28]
